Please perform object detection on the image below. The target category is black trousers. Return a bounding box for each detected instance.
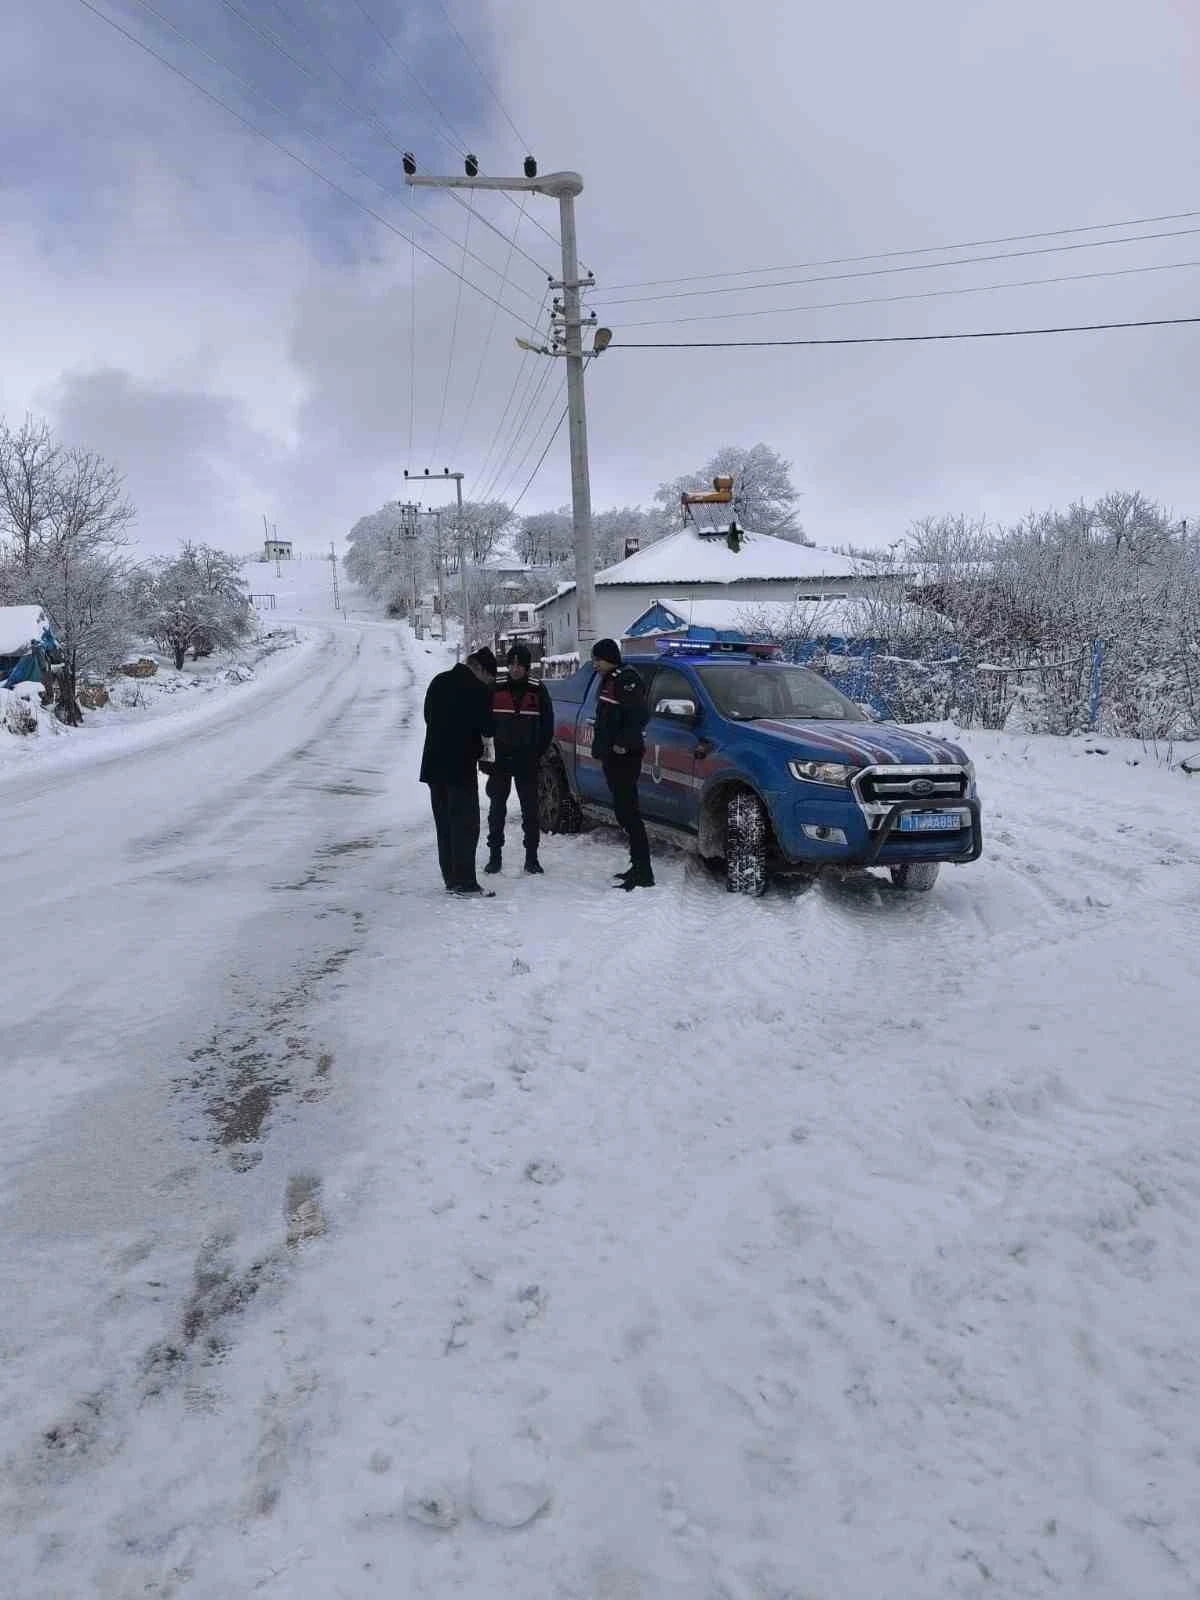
[602,755,651,872]
[428,781,481,890]
[486,766,540,855]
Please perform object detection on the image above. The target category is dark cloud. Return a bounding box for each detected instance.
[1,0,1195,558]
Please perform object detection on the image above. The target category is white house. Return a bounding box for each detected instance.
[533,524,882,655]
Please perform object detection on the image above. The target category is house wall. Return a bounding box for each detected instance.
[537,575,875,654]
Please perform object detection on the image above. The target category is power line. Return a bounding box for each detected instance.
[120,0,544,304]
[216,0,556,279]
[479,358,556,502]
[347,0,470,157]
[594,225,1200,309]
[348,0,562,261]
[431,206,472,464]
[430,0,529,156]
[492,375,568,506]
[474,295,550,489]
[409,233,417,458]
[610,315,1200,349]
[70,0,545,335]
[451,196,531,461]
[603,207,1200,294]
[509,404,569,513]
[613,256,1200,328]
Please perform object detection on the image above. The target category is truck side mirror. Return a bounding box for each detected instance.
[656,697,698,721]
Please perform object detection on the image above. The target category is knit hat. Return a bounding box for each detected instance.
[591,637,621,665]
[469,646,498,677]
[506,642,533,669]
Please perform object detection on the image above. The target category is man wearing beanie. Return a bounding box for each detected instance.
[483,643,554,876]
[420,647,498,896]
[590,637,654,890]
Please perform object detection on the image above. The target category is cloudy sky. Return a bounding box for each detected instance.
[4,0,1197,555]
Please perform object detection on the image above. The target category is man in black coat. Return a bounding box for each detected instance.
[590,637,653,890]
[483,643,554,876]
[419,647,497,895]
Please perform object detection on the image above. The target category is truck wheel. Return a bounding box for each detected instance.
[889,861,940,892]
[726,790,768,897]
[538,754,584,835]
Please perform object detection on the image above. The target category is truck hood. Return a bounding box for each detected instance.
[752,719,968,767]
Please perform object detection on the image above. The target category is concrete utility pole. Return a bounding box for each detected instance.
[406,467,467,653]
[404,159,600,651]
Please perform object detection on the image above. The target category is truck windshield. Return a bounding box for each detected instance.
[699,664,865,722]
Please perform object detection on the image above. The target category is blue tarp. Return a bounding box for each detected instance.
[3,627,60,690]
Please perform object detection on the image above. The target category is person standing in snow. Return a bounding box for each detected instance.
[482,643,554,876]
[420,647,497,896]
[590,637,653,890]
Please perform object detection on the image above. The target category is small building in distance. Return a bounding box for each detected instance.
[264,536,293,562]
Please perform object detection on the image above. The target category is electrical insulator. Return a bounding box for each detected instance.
[523,156,537,178]
[464,154,479,177]
[402,153,416,176]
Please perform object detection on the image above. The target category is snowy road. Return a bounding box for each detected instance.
[4,615,1200,1599]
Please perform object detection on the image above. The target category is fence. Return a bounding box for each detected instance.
[792,638,1120,735]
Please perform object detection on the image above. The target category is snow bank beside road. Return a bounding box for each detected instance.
[0,628,319,787]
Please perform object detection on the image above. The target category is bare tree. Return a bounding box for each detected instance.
[14,439,137,723]
[0,417,60,571]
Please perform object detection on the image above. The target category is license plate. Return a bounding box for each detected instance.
[898,809,963,833]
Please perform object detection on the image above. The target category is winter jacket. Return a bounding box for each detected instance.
[419,664,494,786]
[491,677,554,772]
[593,665,648,762]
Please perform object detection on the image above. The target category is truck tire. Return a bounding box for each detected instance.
[889,861,940,892]
[726,790,768,897]
[538,753,585,835]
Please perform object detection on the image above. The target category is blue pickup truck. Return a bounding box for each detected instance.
[537,642,982,894]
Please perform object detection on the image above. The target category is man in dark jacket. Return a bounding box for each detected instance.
[419,647,497,895]
[484,643,554,876]
[590,637,653,890]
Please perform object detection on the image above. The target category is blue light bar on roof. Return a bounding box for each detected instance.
[653,637,782,660]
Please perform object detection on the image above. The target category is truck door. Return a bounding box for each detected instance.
[640,665,701,829]
[573,670,612,810]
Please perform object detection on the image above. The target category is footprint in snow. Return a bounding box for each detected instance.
[525,1160,563,1186]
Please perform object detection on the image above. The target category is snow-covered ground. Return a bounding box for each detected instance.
[3,602,1199,1599]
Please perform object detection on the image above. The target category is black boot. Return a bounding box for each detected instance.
[484,847,502,875]
[621,865,655,891]
[524,851,544,875]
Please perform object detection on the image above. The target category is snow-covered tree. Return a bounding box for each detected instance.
[132,542,252,670]
[0,427,138,723]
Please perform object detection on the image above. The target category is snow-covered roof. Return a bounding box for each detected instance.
[596,526,865,586]
[628,595,950,639]
[0,606,48,657]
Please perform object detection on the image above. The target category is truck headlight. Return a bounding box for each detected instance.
[788,759,854,786]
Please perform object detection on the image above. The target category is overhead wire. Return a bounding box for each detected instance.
[602,207,1200,294]
[430,0,530,157]
[118,0,544,304]
[347,0,564,261]
[610,256,1200,328]
[593,226,1200,310]
[430,206,473,464]
[71,0,545,335]
[508,403,569,513]
[478,356,556,502]
[491,373,568,506]
[215,0,557,279]
[473,289,550,488]
[609,315,1200,349]
[450,195,532,462]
